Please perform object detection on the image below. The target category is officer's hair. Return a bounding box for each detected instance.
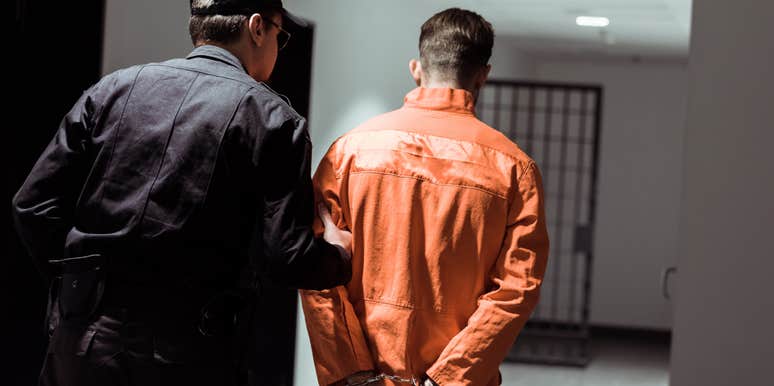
[419,8,494,84]
[188,0,280,46]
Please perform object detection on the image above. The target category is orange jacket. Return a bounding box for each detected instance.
[301,87,549,386]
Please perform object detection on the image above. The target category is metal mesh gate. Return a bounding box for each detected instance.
[477,80,602,366]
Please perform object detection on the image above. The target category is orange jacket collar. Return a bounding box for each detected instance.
[403,87,476,115]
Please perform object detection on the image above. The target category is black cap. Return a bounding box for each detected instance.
[190,0,307,29]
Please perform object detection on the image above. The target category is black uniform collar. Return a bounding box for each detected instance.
[186,45,246,72]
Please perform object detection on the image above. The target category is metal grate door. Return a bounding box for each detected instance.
[477,80,603,366]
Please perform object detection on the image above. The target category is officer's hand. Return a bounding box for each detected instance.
[318,203,352,260]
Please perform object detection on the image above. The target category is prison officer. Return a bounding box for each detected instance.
[11,1,351,385]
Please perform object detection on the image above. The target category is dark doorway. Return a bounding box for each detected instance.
[478,80,603,366]
[11,1,105,385]
[249,20,315,386]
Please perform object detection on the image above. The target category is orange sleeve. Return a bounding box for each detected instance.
[300,143,375,385]
[426,162,549,385]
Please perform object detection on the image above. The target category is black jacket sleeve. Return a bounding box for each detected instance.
[11,84,100,279]
[255,97,351,290]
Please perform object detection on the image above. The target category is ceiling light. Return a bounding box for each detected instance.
[576,16,610,27]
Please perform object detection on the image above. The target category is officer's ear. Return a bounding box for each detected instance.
[247,13,267,47]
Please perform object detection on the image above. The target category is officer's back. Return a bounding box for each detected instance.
[12,1,352,385]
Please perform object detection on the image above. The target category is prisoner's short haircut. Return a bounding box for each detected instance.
[188,0,280,46]
[419,8,494,83]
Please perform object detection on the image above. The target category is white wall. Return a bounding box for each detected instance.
[522,58,689,330]
[489,40,536,80]
[102,0,190,75]
[669,1,774,385]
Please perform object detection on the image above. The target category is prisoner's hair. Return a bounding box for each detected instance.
[419,8,494,83]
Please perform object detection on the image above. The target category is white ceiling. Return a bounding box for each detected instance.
[429,0,693,58]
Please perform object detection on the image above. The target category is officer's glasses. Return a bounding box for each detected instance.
[267,20,291,50]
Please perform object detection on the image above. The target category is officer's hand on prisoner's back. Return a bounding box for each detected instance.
[318,203,353,261]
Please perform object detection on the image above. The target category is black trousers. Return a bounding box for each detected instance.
[39,309,239,386]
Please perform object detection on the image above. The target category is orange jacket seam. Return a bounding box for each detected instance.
[349,170,508,200]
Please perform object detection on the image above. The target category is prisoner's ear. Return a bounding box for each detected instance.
[409,59,423,86]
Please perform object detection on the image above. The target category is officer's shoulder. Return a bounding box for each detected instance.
[83,64,146,100]
[241,83,303,123]
[100,63,148,84]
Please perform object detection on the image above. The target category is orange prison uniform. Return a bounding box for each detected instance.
[301,87,549,386]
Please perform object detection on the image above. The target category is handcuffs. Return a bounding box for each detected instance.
[346,372,436,386]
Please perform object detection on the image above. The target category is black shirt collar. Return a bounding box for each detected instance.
[186,45,246,72]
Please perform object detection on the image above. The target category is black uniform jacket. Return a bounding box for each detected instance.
[12,45,350,292]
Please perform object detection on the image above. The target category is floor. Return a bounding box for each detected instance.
[500,334,670,386]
